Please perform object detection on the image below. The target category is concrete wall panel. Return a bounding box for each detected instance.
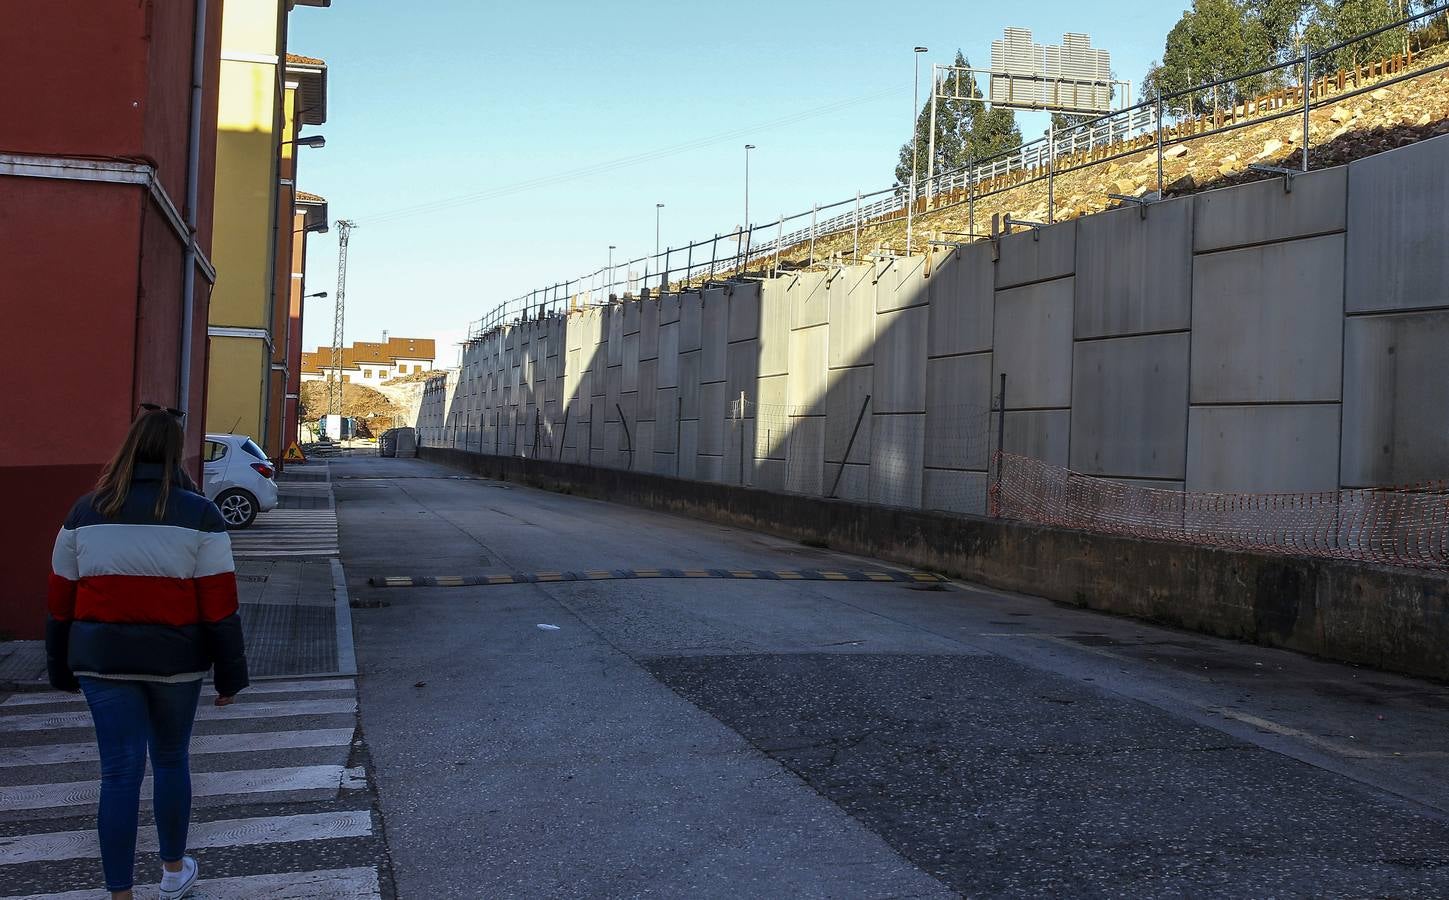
[659,292,680,325]
[875,256,929,313]
[1187,404,1340,493]
[995,220,1075,289]
[1075,196,1193,338]
[927,242,994,358]
[633,420,654,465]
[1071,332,1189,478]
[678,350,701,421]
[784,416,825,495]
[698,382,726,456]
[997,409,1071,468]
[869,414,924,508]
[791,271,831,330]
[639,301,660,361]
[656,322,679,388]
[606,308,623,368]
[759,278,791,377]
[728,282,761,343]
[829,267,875,368]
[825,365,873,465]
[1346,135,1449,313]
[992,277,1074,409]
[923,469,988,516]
[677,420,698,480]
[679,291,703,352]
[1341,309,1449,486]
[726,340,759,409]
[622,333,639,393]
[787,325,828,414]
[637,359,658,421]
[1194,166,1346,252]
[925,352,991,471]
[1190,234,1343,403]
[701,292,728,383]
[873,306,928,414]
[830,463,870,503]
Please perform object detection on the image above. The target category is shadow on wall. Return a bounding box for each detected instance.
[421,132,1449,526]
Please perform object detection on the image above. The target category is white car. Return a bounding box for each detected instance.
[203,433,278,529]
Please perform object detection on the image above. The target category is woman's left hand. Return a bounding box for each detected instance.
[214,694,235,707]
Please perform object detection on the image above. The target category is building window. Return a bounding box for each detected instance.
[363,369,372,378]
[342,375,350,383]
[398,364,408,374]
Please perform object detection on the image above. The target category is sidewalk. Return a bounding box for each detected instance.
[238,556,355,678]
[1,462,355,690]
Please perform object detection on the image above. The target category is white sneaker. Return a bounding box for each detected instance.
[159,855,198,900]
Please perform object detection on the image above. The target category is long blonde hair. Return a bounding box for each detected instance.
[94,409,185,519]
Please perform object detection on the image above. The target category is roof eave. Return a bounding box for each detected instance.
[286,61,328,126]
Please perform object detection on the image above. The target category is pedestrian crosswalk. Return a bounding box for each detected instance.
[0,678,385,899]
[229,509,338,558]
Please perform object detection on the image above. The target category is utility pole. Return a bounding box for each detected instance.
[908,46,928,255]
[329,219,356,423]
[744,144,755,232]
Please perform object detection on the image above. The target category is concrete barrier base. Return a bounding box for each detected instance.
[420,446,1449,682]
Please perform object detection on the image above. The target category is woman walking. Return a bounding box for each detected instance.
[45,407,249,900]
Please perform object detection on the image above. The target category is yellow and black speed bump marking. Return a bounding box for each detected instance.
[368,569,947,588]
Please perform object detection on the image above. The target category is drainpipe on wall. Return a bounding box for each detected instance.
[178,0,208,419]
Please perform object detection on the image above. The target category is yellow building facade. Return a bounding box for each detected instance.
[206,0,328,446]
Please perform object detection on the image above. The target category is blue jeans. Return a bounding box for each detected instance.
[78,677,202,892]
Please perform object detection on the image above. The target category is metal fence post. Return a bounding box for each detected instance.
[709,234,718,281]
[808,203,817,266]
[737,392,746,484]
[675,395,683,476]
[1302,44,1312,172]
[968,156,975,238]
[775,215,784,276]
[852,191,861,262]
[1155,90,1165,195]
[1047,119,1055,224]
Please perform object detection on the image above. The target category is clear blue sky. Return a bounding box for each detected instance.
[290,1,1188,365]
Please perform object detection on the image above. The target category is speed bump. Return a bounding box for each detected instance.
[367,568,948,588]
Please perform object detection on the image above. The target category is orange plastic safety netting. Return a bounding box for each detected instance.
[989,453,1449,570]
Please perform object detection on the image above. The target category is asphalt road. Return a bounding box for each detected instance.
[334,455,1449,899]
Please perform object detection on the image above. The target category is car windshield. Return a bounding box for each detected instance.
[240,438,269,461]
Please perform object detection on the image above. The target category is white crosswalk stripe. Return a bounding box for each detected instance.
[0,697,357,732]
[3,866,380,899]
[229,509,338,558]
[0,678,380,898]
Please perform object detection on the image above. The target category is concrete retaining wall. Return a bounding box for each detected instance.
[425,135,1449,505]
[420,445,1449,682]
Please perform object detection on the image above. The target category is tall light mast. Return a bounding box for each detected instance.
[329,219,356,421]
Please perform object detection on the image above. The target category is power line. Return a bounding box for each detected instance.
[360,86,905,226]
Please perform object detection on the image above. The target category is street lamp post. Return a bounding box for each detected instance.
[608,245,616,299]
[655,203,664,258]
[744,144,755,232]
[908,46,928,255]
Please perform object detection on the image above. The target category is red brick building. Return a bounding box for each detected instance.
[0,2,224,638]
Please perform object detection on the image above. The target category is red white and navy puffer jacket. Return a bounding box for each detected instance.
[45,463,250,696]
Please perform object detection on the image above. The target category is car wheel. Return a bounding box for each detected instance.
[215,489,259,529]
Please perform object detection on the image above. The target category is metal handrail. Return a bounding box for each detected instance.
[465,3,1448,341]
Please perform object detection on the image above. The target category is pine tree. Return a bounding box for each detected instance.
[1146,0,1274,112]
[1307,0,1408,71]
